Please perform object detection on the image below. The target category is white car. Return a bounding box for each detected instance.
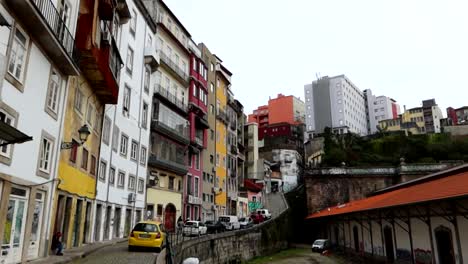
[239,217,254,229]
[256,209,272,220]
[183,221,207,236]
[218,215,241,230]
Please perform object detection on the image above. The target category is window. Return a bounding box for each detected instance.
[0,110,15,158]
[8,26,29,81]
[138,178,144,193]
[144,67,150,94]
[129,9,137,35]
[140,146,147,165]
[117,171,125,187]
[222,156,226,167]
[112,126,120,152]
[216,154,219,166]
[123,86,131,116]
[109,167,116,185]
[126,47,134,74]
[98,160,107,181]
[140,102,148,129]
[81,148,88,170]
[210,104,214,114]
[38,136,53,174]
[194,177,199,197]
[210,83,214,92]
[128,175,136,190]
[192,84,197,97]
[69,139,78,163]
[45,69,61,117]
[131,140,138,161]
[120,134,128,156]
[168,176,174,190]
[86,103,94,127]
[102,116,111,145]
[157,204,163,216]
[187,175,192,194]
[210,63,214,71]
[74,88,84,114]
[188,153,192,168]
[90,155,97,175]
[210,155,214,164]
[210,129,214,140]
[194,153,200,170]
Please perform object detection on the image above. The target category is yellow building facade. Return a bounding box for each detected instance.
[215,65,231,215]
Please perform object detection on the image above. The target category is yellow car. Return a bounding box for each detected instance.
[128,221,166,252]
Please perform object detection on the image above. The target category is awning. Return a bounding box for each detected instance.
[0,121,33,147]
[306,168,468,219]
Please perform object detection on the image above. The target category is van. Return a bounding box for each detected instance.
[218,215,240,231]
[256,209,272,220]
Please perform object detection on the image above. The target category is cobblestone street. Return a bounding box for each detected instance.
[71,243,158,264]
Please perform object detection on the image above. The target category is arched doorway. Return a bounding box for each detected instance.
[384,226,395,262]
[353,226,360,252]
[164,204,176,233]
[435,226,455,264]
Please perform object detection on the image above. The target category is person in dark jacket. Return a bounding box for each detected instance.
[51,232,63,256]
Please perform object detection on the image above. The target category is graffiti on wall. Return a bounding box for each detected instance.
[414,249,432,264]
[248,202,262,213]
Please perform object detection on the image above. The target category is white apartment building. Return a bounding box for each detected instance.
[94,0,157,242]
[0,1,80,262]
[305,75,368,136]
[364,89,400,134]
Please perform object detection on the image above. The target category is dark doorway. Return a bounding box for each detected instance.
[164,203,176,232]
[54,195,66,234]
[82,201,92,244]
[114,207,121,238]
[94,204,102,241]
[334,226,339,247]
[435,226,455,264]
[353,226,359,252]
[62,197,73,248]
[136,210,142,223]
[124,209,132,237]
[72,199,82,247]
[384,226,395,262]
[104,206,111,240]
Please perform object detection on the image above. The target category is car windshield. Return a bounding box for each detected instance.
[133,223,158,233]
[185,221,197,226]
[313,240,325,245]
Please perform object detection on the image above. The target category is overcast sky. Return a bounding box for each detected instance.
[166,0,468,115]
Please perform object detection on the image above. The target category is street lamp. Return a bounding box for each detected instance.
[61,125,91,149]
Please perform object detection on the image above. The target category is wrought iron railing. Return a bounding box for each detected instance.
[154,84,188,112]
[31,0,79,63]
[159,51,189,82]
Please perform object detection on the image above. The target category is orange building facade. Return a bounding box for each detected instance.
[248,94,305,129]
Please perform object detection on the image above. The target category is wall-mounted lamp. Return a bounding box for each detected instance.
[61,125,91,149]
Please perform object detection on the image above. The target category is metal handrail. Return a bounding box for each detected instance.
[31,0,79,62]
[159,51,189,82]
[154,84,188,112]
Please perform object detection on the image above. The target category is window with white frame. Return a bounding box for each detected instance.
[109,167,116,185]
[210,83,214,93]
[129,9,137,35]
[74,88,84,114]
[138,178,144,193]
[140,146,147,165]
[46,69,61,116]
[120,134,128,156]
[117,171,125,187]
[130,140,138,161]
[210,63,214,72]
[86,103,94,127]
[195,152,200,170]
[144,67,150,94]
[38,136,53,174]
[8,26,29,81]
[123,86,130,116]
[142,102,148,128]
[128,175,136,190]
[194,177,199,197]
[126,47,134,74]
[112,126,119,152]
[102,116,111,145]
[98,160,107,181]
[0,110,15,158]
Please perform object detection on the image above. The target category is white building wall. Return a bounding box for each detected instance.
[304,84,315,133]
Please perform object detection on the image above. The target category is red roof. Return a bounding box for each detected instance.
[306,170,468,219]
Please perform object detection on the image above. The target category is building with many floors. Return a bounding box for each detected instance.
[363,89,400,134]
[447,106,468,126]
[0,0,82,261]
[94,0,156,243]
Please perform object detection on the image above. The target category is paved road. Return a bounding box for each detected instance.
[71,243,159,264]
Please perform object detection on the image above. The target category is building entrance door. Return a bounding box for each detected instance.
[435,226,455,264]
[164,204,176,232]
[2,187,29,264]
[124,209,132,237]
[27,191,45,260]
[384,226,395,262]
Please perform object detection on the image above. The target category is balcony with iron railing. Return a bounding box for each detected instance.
[148,154,188,176]
[154,84,188,113]
[6,0,80,75]
[159,51,189,85]
[216,109,228,124]
[230,144,238,155]
[151,120,190,145]
[75,18,123,104]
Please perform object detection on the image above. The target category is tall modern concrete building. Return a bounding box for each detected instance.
[364,89,400,134]
[304,75,368,136]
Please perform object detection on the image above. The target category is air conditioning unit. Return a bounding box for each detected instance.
[128,193,136,203]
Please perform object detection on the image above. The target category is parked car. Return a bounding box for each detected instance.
[128,221,166,252]
[205,220,225,234]
[256,209,272,220]
[250,213,265,224]
[183,221,208,236]
[218,215,241,231]
[311,239,331,253]
[239,217,254,229]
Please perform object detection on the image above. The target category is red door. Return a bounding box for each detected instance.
[164,204,176,232]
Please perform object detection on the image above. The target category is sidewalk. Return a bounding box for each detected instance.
[28,238,127,264]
